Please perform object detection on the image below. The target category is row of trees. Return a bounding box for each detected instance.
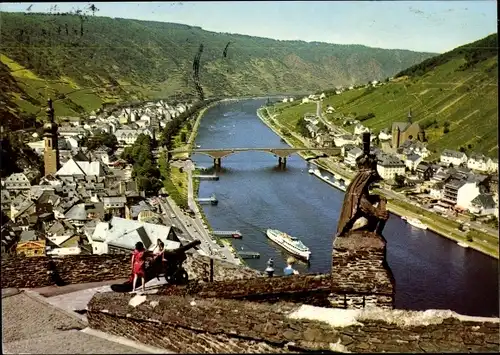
[160,99,217,149]
[82,131,118,152]
[121,134,162,195]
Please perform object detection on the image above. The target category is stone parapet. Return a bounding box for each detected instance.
[1,255,131,289]
[0,253,263,289]
[158,273,333,307]
[87,292,500,353]
[331,231,395,309]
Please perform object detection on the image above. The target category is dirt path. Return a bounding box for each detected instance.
[454,109,480,125]
[436,93,468,115]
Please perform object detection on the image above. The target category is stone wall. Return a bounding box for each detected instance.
[0,252,263,289]
[88,292,500,353]
[158,273,333,307]
[1,255,132,288]
[330,231,395,309]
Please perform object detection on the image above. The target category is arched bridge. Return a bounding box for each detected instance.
[167,147,340,169]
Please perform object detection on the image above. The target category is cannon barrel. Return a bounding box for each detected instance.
[163,240,201,256]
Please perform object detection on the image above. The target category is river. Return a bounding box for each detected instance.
[192,98,498,317]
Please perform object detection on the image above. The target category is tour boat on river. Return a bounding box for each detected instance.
[266,229,311,261]
[406,217,428,230]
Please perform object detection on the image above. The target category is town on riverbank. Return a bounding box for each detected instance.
[2,92,497,265]
[256,94,499,259]
[1,96,243,265]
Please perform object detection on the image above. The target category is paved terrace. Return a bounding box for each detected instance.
[1,286,168,354]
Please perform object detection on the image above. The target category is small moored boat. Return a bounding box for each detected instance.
[407,218,428,230]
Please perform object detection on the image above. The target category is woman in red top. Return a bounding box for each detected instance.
[131,242,146,293]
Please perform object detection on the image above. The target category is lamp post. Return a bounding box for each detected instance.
[265,258,274,277]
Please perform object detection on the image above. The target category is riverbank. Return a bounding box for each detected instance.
[177,98,246,265]
[256,105,498,260]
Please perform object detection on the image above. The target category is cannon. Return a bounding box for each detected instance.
[111,240,201,292]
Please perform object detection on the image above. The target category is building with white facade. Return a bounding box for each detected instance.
[440,150,467,167]
[4,173,31,190]
[344,147,363,167]
[467,154,492,172]
[90,217,181,255]
[405,153,423,171]
[377,155,405,180]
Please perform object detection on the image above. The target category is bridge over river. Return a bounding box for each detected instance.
[167,147,341,169]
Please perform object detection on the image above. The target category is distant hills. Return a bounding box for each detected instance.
[0,11,435,128]
[276,34,498,158]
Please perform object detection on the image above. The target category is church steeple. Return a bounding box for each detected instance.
[407,108,412,123]
[43,98,60,176]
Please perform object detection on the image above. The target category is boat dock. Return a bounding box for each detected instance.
[213,230,242,237]
[237,251,260,259]
[197,194,218,205]
[194,174,220,181]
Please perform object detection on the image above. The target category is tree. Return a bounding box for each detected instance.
[180,131,187,143]
[443,127,449,134]
[394,174,405,187]
[295,118,310,137]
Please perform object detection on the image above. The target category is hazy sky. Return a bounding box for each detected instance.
[1,1,497,53]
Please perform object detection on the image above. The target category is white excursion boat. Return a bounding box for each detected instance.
[308,168,314,174]
[457,242,469,248]
[407,218,428,230]
[266,229,311,261]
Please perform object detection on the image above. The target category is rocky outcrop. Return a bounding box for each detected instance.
[87,292,500,353]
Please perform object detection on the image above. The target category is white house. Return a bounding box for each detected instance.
[344,147,363,167]
[326,105,335,114]
[487,158,498,173]
[334,134,360,147]
[4,173,31,190]
[440,150,467,167]
[319,93,326,100]
[115,128,153,145]
[404,153,423,171]
[140,115,151,125]
[378,129,392,141]
[301,97,310,104]
[90,217,181,255]
[289,97,294,102]
[468,194,497,216]
[467,153,491,172]
[282,98,289,103]
[429,182,444,199]
[377,155,405,180]
[455,181,480,210]
[55,158,107,178]
[354,124,370,136]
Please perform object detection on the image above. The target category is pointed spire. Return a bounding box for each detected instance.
[46,98,55,123]
[407,108,412,123]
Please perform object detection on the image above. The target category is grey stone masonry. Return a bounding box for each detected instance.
[330,230,395,309]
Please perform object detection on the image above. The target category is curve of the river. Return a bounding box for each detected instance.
[192,98,498,317]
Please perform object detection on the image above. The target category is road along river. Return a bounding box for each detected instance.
[191,98,498,317]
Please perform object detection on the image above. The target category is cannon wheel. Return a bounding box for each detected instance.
[177,269,189,284]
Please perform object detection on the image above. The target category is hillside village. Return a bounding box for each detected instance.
[280,89,499,224]
[0,99,202,258]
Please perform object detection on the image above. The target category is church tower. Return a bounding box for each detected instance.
[407,108,412,123]
[43,98,60,176]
